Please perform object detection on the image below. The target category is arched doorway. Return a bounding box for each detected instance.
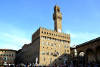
[96,46,100,64]
[86,49,96,63]
[78,52,85,66]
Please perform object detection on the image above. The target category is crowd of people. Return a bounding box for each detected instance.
[1,60,100,67]
[1,62,100,67]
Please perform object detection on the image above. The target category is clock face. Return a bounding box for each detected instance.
[58,29,61,32]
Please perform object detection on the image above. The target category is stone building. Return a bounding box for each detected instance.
[16,5,70,66]
[0,49,16,65]
[70,37,100,64]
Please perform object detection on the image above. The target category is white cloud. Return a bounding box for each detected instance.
[4,33,31,44]
[0,22,33,50]
[0,33,31,50]
[66,31,100,47]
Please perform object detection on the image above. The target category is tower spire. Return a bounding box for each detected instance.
[53,5,62,32]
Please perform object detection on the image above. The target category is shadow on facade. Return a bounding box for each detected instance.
[76,37,100,64]
[49,53,70,66]
[76,46,100,65]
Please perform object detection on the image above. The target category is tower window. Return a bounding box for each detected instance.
[46,52,49,55]
[41,31,43,33]
[65,50,66,53]
[41,51,45,55]
[67,50,69,52]
[50,58,52,63]
[43,57,45,61]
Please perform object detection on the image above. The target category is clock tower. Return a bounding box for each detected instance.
[53,5,62,32]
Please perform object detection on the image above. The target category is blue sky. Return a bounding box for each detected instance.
[0,0,100,50]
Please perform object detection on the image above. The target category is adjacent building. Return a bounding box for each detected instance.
[0,49,16,65]
[70,37,100,64]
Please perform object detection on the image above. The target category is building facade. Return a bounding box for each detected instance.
[70,37,100,64]
[16,5,70,66]
[0,49,16,65]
